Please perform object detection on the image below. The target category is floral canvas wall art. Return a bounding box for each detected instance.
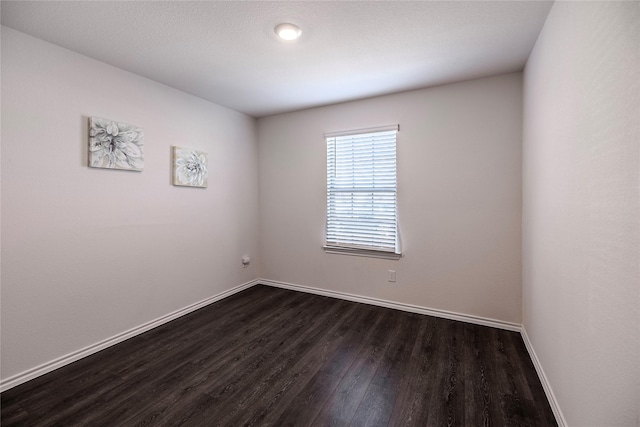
[89,117,144,171]
[172,146,208,188]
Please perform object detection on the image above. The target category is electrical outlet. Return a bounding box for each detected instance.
[388,270,396,282]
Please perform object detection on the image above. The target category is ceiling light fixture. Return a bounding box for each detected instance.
[275,23,302,41]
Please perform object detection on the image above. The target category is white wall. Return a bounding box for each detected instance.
[258,73,523,324]
[0,27,259,381]
[522,2,639,426]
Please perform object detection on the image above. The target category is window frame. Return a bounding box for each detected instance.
[323,125,401,260]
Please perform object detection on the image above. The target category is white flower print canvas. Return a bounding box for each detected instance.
[89,117,144,171]
[172,146,208,188]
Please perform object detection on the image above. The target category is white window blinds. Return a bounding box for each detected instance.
[325,125,400,257]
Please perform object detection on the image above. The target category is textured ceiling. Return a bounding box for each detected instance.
[1,1,553,117]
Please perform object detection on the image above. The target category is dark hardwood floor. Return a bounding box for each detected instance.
[1,285,557,426]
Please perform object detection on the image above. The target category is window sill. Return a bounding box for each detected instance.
[323,246,401,260]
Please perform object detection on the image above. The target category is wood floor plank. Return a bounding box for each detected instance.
[139,293,340,425]
[370,311,421,392]
[349,311,423,427]
[311,307,397,426]
[23,287,298,425]
[2,285,286,420]
[464,323,496,427]
[506,333,558,426]
[424,319,464,427]
[121,291,329,426]
[492,329,536,426]
[0,401,29,425]
[350,383,397,427]
[1,285,557,427]
[387,315,440,425]
[265,304,376,427]
[235,302,363,426]
[192,298,354,425]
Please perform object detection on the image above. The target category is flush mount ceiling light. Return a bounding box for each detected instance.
[275,23,302,41]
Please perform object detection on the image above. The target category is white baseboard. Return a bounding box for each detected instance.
[1,276,562,427]
[258,279,521,332]
[0,279,260,393]
[520,326,567,427]
[261,279,564,426]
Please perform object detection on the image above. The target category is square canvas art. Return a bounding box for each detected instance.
[89,117,144,171]
[172,146,208,188]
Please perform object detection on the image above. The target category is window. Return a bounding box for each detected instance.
[324,125,400,259]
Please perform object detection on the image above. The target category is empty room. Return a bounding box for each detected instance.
[1,1,638,426]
